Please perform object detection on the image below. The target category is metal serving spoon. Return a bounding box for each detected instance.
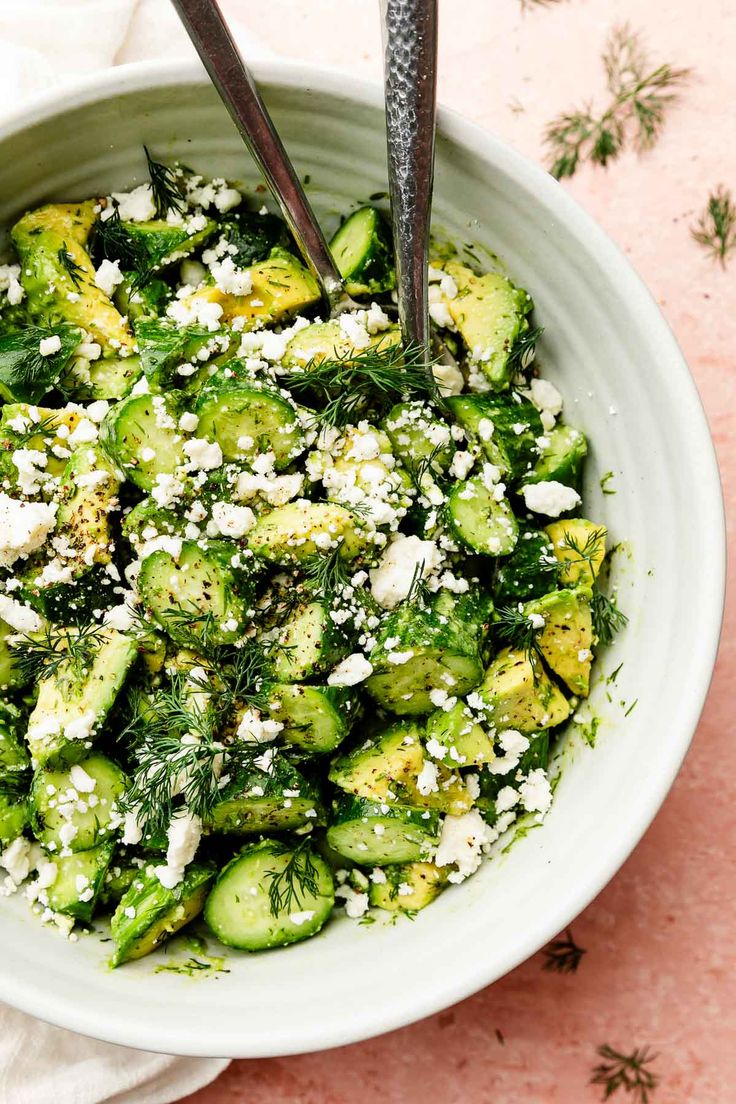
[169,0,357,317]
[381,0,438,365]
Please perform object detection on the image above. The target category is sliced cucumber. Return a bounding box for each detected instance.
[204,758,323,835]
[114,274,170,323]
[0,706,30,780]
[282,320,401,371]
[329,206,395,296]
[425,700,496,767]
[111,861,216,966]
[248,500,369,566]
[0,619,26,691]
[99,391,185,491]
[67,353,143,403]
[476,731,550,823]
[327,796,439,864]
[366,596,485,715]
[368,861,446,911]
[493,528,558,605]
[525,423,587,491]
[0,785,29,845]
[382,400,456,481]
[26,628,137,769]
[30,753,127,853]
[135,318,232,388]
[479,647,571,733]
[446,474,519,556]
[45,841,115,922]
[194,375,303,467]
[269,683,358,754]
[445,392,543,483]
[138,540,255,647]
[204,840,334,951]
[272,600,352,682]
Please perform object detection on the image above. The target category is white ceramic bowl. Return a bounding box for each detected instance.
[0,61,725,1058]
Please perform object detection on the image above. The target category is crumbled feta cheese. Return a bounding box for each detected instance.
[449,451,474,480]
[335,884,369,918]
[432,359,464,397]
[12,448,48,495]
[487,729,530,775]
[210,501,256,539]
[0,263,24,305]
[178,412,199,433]
[236,709,284,744]
[67,418,98,446]
[434,810,492,883]
[183,438,223,471]
[155,811,202,889]
[0,494,57,568]
[528,612,546,630]
[416,759,440,796]
[94,258,124,297]
[289,910,316,927]
[0,837,33,885]
[39,335,61,357]
[369,534,444,609]
[521,481,581,517]
[0,595,42,634]
[327,653,373,687]
[518,768,553,814]
[108,184,156,222]
[69,765,96,793]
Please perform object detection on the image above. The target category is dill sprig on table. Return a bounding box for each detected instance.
[545,24,690,179]
[691,186,736,267]
[265,840,320,917]
[591,1044,659,1102]
[11,619,106,685]
[283,339,436,427]
[144,146,186,219]
[542,927,587,973]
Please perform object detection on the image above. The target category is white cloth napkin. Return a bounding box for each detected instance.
[0,0,274,1099]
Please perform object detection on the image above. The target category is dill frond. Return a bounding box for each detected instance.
[691,185,736,267]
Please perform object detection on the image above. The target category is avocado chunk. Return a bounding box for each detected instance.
[525,587,594,696]
[435,260,532,389]
[25,628,137,768]
[479,646,571,732]
[10,201,134,356]
[545,518,607,587]
[44,841,115,922]
[368,861,446,911]
[177,248,320,327]
[282,319,401,370]
[248,500,370,566]
[111,862,216,966]
[425,700,496,767]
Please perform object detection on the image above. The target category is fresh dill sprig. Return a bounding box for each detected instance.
[216,637,281,715]
[303,545,351,600]
[283,339,436,427]
[57,244,85,289]
[0,324,80,403]
[519,0,563,9]
[542,927,587,973]
[144,146,186,219]
[265,840,320,917]
[508,325,544,378]
[11,619,106,685]
[691,185,736,268]
[403,558,431,608]
[591,1044,658,1102]
[94,207,150,279]
[494,603,544,665]
[591,588,628,647]
[5,412,60,447]
[562,527,607,573]
[157,606,220,656]
[545,24,690,179]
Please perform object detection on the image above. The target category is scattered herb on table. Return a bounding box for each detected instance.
[545,24,690,179]
[542,927,587,972]
[691,185,736,267]
[591,1044,659,1102]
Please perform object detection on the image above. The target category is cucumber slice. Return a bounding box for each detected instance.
[0,619,26,691]
[45,841,114,922]
[55,444,120,567]
[194,375,304,467]
[383,400,456,480]
[135,319,232,388]
[425,700,496,767]
[204,840,334,951]
[99,858,145,907]
[329,206,395,295]
[446,475,519,556]
[366,597,485,715]
[525,423,587,491]
[282,320,401,370]
[0,786,29,845]
[138,540,255,647]
[111,862,216,966]
[545,518,607,587]
[493,528,558,605]
[269,683,358,754]
[327,796,439,864]
[30,753,127,853]
[368,861,446,911]
[99,391,185,491]
[204,759,323,835]
[249,500,369,566]
[26,628,137,769]
[71,353,143,402]
[476,731,550,824]
[272,600,352,682]
[479,647,571,733]
[445,393,543,483]
[114,274,170,323]
[0,706,30,780]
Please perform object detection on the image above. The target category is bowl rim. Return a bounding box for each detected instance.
[0,57,726,1057]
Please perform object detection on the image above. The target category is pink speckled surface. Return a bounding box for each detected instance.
[183,1,735,1100]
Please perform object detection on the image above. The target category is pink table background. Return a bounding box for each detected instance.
[183,1,735,1100]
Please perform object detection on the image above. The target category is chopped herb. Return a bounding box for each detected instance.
[508,324,544,378]
[265,840,319,917]
[691,185,736,267]
[591,1044,659,1102]
[0,324,81,403]
[607,662,624,684]
[494,603,544,666]
[11,619,106,685]
[591,588,628,647]
[283,339,436,427]
[562,526,607,572]
[600,471,616,495]
[579,715,601,747]
[303,544,350,600]
[144,146,186,218]
[545,24,690,179]
[368,190,389,202]
[57,244,85,289]
[543,927,587,972]
[623,698,638,717]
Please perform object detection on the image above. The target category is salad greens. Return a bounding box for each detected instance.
[0,155,625,965]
